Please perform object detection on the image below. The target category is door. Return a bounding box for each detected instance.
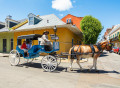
[3,39,7,52]
[11,39,13,50]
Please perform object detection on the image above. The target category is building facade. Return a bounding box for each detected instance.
[61,14,83,31]
[109,24,120,47]
[0,15,25,53]
[104,28,112,41]
[13,13,83,54]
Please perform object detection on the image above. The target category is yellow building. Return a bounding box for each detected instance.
[13,13,83,54]
[109,24,120,47]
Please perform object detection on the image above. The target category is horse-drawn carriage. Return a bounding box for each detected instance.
[9,34,61,72]
[9,33,112,72]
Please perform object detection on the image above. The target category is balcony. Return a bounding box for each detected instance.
[110,36,119,41]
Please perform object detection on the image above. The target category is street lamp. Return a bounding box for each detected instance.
[53,25,57,42]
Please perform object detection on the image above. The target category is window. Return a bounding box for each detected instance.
[117,32,119,36]
[29,17,34,25]
[66,19,69,23]
[69,18,71,23]
[113,35,114,38]
[115,33,116,37]
[17,39,21,45]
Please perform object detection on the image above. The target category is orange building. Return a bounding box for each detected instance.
[104,28,112,40]
[61,14,83,31]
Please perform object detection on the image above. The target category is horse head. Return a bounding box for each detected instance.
[100,41,112,51]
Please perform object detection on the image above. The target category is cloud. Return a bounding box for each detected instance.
[52,0,73,11]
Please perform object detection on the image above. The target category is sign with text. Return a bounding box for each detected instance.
[50,34,59,40]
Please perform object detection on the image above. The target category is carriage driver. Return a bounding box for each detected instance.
[38,31,52,51]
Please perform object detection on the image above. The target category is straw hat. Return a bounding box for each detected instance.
[43,31,49,34]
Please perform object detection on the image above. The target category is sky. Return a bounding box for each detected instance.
[0,0,120,41]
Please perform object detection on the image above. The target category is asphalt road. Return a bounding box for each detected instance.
[0,51,120,88]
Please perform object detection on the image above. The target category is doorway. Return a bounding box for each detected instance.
[3,39,7,52]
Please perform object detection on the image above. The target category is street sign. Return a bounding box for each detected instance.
[50,34,59,40]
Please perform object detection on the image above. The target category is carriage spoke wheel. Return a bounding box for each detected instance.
[9,50,20,66]
[41,55,57,72]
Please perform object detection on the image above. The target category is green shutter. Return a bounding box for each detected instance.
[117,32,119,36]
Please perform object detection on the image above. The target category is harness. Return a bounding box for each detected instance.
[70,42,106,59]
[97,44,102,53]
[90,45,95,57]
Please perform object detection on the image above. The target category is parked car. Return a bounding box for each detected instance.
[112,47,120,54]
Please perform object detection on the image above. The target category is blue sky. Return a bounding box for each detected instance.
[0,0,120,41]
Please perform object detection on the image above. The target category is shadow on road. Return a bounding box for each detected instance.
[17,62,66,73]
[17,63,120,74]
[69,69,120,74]
[99,52,108,57]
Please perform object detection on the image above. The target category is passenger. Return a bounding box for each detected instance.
[40,31,52,51]
[26,41,32,50]
[21,41,29,56]
[21,41,27,52]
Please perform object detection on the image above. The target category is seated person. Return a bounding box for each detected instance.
[21,41,29,56]
[38,31,52,51]
[26,41,32,50]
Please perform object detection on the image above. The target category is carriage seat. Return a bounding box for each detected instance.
[16,46,24,54]
[28,45,42,56]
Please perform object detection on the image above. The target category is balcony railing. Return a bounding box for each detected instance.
[110,36,119,41]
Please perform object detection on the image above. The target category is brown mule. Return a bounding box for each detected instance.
[68,41,112,71]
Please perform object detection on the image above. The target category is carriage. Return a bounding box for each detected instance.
[9,34,61,72]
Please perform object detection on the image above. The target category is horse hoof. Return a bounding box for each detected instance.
[65,68,67,72]
[88,69,91,72]
[70,68,73,71]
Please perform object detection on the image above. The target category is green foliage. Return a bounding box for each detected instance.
[80,15,103,44]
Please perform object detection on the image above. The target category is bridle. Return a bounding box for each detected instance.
[100,42,112,51]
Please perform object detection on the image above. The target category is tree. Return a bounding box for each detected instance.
[80,15,103,44]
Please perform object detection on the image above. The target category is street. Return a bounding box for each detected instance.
[0,51,120,88]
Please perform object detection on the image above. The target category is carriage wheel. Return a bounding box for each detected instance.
[41,55,57,72]
[24,58,34,63]
[9,50,20,66]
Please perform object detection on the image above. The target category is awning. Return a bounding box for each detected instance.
[17,34,42,40]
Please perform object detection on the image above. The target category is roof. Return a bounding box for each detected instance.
[0,21,5,25]
[11,20,28,30]
[13,14,82,37]
[0,28,9,32]
[15,14,66,30]
[0,18,27,32]
[17,18,27,23]
[108,24,120,35]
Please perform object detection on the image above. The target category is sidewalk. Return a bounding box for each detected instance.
[0,53,9,57]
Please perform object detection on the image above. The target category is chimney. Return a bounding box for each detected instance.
[6,15,12,19]
[112,25,115,29]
